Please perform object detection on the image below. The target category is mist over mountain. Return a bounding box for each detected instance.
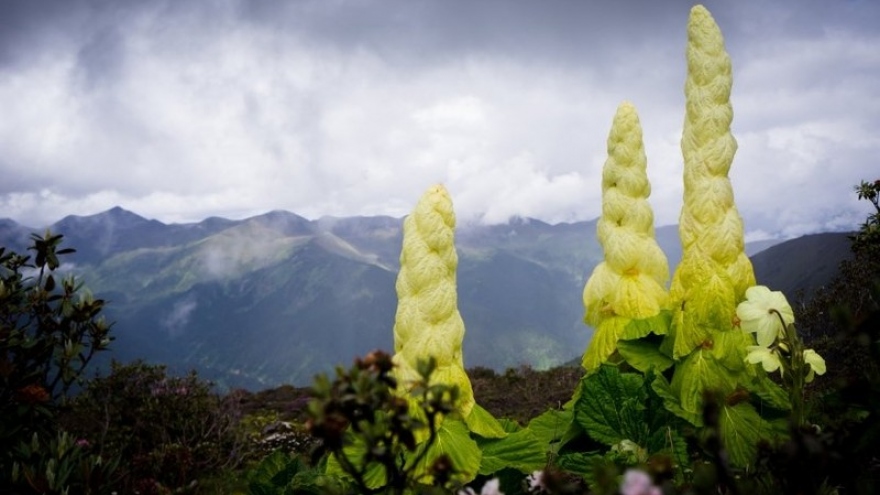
[0,207,850,389]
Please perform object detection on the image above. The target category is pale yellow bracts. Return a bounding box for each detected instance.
[581,102,669,372]
[392,184,476,417]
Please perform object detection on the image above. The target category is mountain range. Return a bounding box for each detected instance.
[0,207,854,389]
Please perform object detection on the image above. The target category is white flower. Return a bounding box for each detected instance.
[526,470,547,493]
[459,478,504,495]
[620,469,661,495]
[745,345,782,374]
[736,286,794,347]
[803,349,827,383]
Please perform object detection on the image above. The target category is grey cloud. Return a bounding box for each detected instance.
[74,26,126,91]
[0,0,877,238]
[232,0,695,66]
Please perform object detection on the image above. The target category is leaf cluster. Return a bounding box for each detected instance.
[852,179,880,255]
[1,232,113,491]
[307,350,466,494]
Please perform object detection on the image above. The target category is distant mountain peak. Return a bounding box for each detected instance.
[248,209,313,235]
[57,206,151,227]
[106,205,135,215]
[254,209,306,220]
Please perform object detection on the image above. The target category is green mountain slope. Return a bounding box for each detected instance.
[109,239,398,389]
[2,207,823,389]
[751,232,854,301]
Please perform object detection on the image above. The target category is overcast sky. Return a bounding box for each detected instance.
[1,0,878,240]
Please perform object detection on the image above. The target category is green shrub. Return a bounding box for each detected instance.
[0,231,113,493]
[65,360,246,493]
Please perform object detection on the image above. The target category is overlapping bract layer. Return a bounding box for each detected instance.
[582,102,669,372]
[392,184,475,417]
[669,5,756,359]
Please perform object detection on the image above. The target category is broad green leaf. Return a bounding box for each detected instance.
[498,418,522,433]
[641,370,681,434]
[528,409,573,445]
[671,306,710,360]
[719,403,774,467]
[651,371,702,426]
[477,428,547,475]
[248,451,299,494]
[405,419,481,484]
[710,329,752,373]
[743,372,790,412]
[646,427,690,472]
[617,339,673,373]
[672,347,738,417]
[622,310,672,339]
[555,451,602,478]
[574,366,647,446]
[582,317,628,373]
[465,403,508,439]
[527,409,580,455]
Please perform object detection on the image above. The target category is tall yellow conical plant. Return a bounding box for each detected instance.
[668,5,756,359]
[392,184,476,418]
[582,102,669,373]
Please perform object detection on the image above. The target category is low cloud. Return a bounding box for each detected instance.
[162,296,197,338]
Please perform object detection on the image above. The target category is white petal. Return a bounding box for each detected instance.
[754,317,781,347]
[745,346,781,373]
[804,349,826,376]
[736,300,768,323]
[481,478,503,495]
[744,285,773,301]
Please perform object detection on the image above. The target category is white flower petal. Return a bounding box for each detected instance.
[736,300,767,323]
[804,349,826,376]
[744,285,773,301]
[745,346,781,373]
[526,471,546,493]
[755,318,781,347]
[737,285,794,347]
[481,478,504,495]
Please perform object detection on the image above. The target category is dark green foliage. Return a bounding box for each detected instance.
[574,367,687,467]
[65,360,246,493]
[246,450,345,495]
[306,351,466,495]
[0,231,113,492]
[685,181,880,494]
[790,276,880,491]
[10,430,119,495]
[852,179,880,254]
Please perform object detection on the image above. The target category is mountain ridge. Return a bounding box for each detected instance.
[0,206,854,389]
